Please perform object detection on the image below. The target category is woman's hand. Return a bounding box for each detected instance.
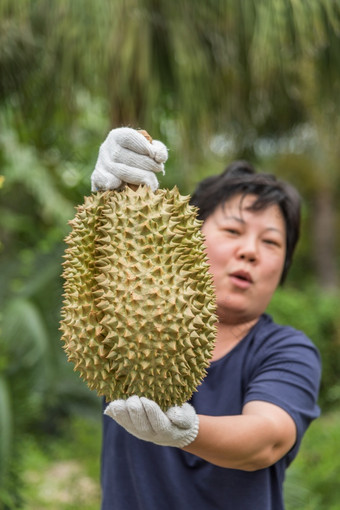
[104,396,199,448]
[91,127,168,192]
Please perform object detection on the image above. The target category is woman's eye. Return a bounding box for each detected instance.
[263,239,279,246]
[225,228,239,235]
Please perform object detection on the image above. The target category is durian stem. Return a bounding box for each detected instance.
[127,184,140,192]
[138,129,153,144]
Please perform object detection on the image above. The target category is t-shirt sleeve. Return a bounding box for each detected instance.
[243,327,321,463]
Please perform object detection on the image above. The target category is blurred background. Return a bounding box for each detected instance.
[0,1,340,508]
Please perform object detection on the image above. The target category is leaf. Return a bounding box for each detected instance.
[2,298,49,370]
[0,376,12,483]
[0,129,75,226]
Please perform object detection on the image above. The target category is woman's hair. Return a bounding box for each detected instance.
[189,160,301,284]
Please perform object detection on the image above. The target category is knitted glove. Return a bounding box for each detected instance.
[91,127,168,192]
[104,396,199,448]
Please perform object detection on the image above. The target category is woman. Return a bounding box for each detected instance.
[92,128,321,510]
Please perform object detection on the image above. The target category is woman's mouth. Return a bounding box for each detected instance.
[229,270,253,289]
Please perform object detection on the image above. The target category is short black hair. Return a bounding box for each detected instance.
[189,160,301,284]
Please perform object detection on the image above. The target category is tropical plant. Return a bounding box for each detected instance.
[267,285,340,411]
[285,411,340,510]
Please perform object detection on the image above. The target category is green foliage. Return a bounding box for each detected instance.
[0,221,100,507]
[0,376,11,484]
[285,411,340,510]
[0,287,101,508]
[21,415,101,510]
[267,286,340,410]
[0,328,24,509]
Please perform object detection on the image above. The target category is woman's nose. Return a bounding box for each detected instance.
[237,239,258,263]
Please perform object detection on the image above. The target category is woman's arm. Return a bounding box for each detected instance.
[183,401,297,471]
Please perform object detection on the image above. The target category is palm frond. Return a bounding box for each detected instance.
[1,129,75,226]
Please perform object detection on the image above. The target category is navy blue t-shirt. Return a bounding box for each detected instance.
[101,314,321,510]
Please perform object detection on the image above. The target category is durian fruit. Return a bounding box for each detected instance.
[60,185,217,411]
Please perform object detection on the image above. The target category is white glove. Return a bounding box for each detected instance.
[91,127,168,192]
[104,396,199,448]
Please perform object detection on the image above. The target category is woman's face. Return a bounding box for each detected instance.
[201,194,286,324]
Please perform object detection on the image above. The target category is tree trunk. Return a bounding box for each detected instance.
[312,187,338,290]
